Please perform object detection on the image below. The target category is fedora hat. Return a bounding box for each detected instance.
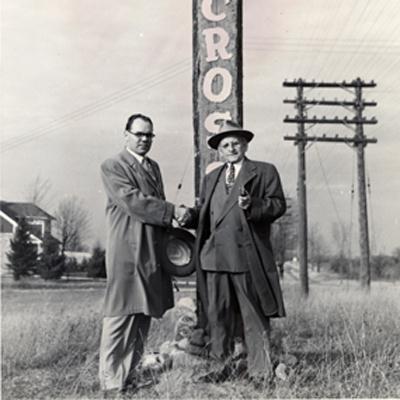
[160,227,196,277]
[207,120,254,150]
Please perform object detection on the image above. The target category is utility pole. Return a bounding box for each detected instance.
[283,78,377,292]
[296,83,309,295]
[354,79,372,288]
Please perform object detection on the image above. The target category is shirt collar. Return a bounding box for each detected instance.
[226,159,244,179]
[126,147,145,164]
[227,158,244,170]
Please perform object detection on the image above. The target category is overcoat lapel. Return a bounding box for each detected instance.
[141,159,164,197]
[199,165,225,221]
[120,149,162,197]
[215,159,257,226]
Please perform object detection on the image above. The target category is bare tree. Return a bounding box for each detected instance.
[331,221,349,258]
[309,223,327,272]
[26,175,53,208]
[271,197,297,272]
[54,196,91,253]
[330,221,353,277]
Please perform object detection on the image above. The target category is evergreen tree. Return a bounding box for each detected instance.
[87,244,106,278]
[6,217,38,280]
[37,233,65,280]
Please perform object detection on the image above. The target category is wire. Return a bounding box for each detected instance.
[348,149,356,259]
[367,169,377,255]
[173,146,193,204]
[1,58,191,153]
[314,144,345,230]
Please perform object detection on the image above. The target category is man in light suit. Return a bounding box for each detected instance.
[184,120,286,385]
[99,114,186,396]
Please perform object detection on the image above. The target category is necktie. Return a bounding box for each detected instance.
[226,163,235,194]
[142,158,156,182]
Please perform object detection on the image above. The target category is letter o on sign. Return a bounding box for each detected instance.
[203,67,232,103]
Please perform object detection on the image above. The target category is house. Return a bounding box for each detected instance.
[0,201,56,272]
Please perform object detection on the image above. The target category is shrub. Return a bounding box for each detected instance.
[37,234,65,280]
[6,217,38,280]
[371,254,400,280]
[86,245,106,278]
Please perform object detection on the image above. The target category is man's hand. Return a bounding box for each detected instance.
[238,186,251,210]
[174,205,190,225]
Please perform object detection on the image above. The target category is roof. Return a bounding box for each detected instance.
[0,201,55,221]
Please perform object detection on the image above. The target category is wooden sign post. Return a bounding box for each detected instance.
[193,0,243,204]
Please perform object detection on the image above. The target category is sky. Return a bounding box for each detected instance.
[1,0,399,255]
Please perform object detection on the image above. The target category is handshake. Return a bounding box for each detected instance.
[173,205,193,227]
[172,186,251,227]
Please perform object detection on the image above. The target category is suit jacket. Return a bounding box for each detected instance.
[188,158,287,326]
[200,166,250,272]
[100,148,174,318]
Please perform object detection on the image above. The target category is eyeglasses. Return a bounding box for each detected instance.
[126,130,155,140]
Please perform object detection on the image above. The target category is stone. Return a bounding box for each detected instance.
[159,340,176,355]
[174,313,196,341]
[169,348,191,367]
[176,296,196,312]
[275,363,288,381]
[232,338,246,359]
[141,352,172,373]
[176,337,190,350]
[282,353,298,367]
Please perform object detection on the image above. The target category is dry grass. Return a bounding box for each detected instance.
[2,279,400,399]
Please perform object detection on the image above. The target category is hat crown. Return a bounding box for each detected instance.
[218,120,243,134]
[207,120,254,150]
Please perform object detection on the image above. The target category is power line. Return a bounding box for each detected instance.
[1,59,191,150]
[314,144,345,229]
[367,169,377,255]
[340,2,390,75]
[348,149,356,259]
[1,58,191,153]
[317,0,358,79]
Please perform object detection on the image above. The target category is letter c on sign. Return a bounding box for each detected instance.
[203,67,232,103]
[201,0,231,22]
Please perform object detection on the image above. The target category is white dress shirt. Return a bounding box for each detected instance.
[126,147,144,164]
[225,159,243,184]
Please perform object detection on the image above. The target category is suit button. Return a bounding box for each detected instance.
[238,244,242,248]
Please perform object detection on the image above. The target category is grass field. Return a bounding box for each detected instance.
[2,274,400,399]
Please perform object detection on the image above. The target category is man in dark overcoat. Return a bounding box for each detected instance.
[99,113,186,395]
[184,120,286,384]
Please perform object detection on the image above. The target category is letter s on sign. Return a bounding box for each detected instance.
[204,111,232,134]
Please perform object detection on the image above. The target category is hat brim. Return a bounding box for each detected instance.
[160,227,196,277]
[207,130,254,150]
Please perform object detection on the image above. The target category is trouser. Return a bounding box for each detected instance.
[205,271,272,377]
[99,313,151,391]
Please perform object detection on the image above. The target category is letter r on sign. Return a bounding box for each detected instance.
[202,27,233,62]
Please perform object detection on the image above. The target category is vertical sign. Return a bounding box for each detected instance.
[193,0,243,203]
